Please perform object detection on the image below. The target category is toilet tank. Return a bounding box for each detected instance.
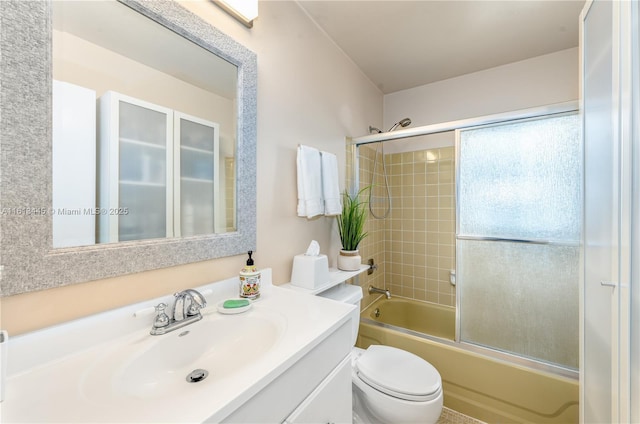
[318,283,363,346]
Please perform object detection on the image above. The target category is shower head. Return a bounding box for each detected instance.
[369,125,382,134]
[387,118,411,132]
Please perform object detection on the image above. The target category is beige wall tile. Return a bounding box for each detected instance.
[401,152,413,163]
[440,148,454,159]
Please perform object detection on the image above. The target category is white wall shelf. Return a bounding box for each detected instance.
[281,264,369,295]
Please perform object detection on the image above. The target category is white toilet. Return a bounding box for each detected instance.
[318,283,443,424]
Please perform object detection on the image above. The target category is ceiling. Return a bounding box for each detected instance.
[297,1,586,94]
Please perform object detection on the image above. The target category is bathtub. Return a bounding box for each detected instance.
[358,296,579,424]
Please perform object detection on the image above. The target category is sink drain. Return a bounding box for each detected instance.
[186,369,208,383]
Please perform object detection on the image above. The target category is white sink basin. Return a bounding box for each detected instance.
[81,311,285,401]
[2,272,355,423]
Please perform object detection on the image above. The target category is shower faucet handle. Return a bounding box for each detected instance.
[367,258,378,275]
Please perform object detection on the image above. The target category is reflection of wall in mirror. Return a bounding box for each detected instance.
[52,30,235,132]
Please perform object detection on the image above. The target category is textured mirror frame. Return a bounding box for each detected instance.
[0,0,257,296]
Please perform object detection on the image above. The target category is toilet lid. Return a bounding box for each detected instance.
[355,345,442,402]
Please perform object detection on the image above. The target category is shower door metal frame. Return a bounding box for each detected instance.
[581,0,639,421]
[348,101,579,380]
[454,111,581,377]
[348,100,577,193]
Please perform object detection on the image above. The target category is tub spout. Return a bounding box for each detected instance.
[368,285,391,299]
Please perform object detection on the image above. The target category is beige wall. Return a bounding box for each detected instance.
[384,47,579,129]
[2,1,383,335]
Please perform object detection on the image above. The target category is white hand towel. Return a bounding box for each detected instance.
[297,145,324,218]
[321,151,341,216]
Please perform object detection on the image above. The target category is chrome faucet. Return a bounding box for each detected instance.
[151,289,208,335]
[368,285,391,299]
[172,289,207,321]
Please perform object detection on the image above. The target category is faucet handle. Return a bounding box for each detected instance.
[187,303,202,316]
[186,296,205,316]
[152,302,170,329]
[183,289,207,317]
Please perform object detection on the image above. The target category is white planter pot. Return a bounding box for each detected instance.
[337,249,361,271]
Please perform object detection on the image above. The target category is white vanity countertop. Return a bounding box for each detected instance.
[0,269,355,423]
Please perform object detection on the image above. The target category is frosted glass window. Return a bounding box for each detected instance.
[458,114,581,241]
[457,112,581,370]
[458,240,579,369]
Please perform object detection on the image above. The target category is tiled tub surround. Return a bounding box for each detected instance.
[356,144,456,307]
[355,144,387,303]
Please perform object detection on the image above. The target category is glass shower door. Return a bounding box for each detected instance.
[456,113,581,370]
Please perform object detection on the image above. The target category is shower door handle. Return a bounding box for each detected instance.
[600,281,617,288]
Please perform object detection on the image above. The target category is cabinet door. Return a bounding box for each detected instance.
[52,80,96,248]
[174,112,220,237]
[284,355,352,424]
[98,92,173,243]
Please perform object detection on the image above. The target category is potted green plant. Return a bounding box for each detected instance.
[336,187,369,271]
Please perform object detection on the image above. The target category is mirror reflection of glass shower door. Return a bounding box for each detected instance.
[456,113,581,370]
[174,113,220,237]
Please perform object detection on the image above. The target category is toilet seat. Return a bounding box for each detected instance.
[355,345,442,402]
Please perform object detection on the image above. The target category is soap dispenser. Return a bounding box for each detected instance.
[239,251,261,299]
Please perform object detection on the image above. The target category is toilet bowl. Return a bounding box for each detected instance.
[318,283,443,424]
[351,346,443,424]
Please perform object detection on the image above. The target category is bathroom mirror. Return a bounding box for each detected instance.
[52,0,240,247]
[0,0,257,296]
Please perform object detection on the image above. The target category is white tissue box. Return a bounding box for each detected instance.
[290,254,330,289]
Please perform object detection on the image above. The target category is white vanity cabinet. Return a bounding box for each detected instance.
[284,355,352,424]
[220,318,353,424]
[97,92,219,242]
[2,275,356,424]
